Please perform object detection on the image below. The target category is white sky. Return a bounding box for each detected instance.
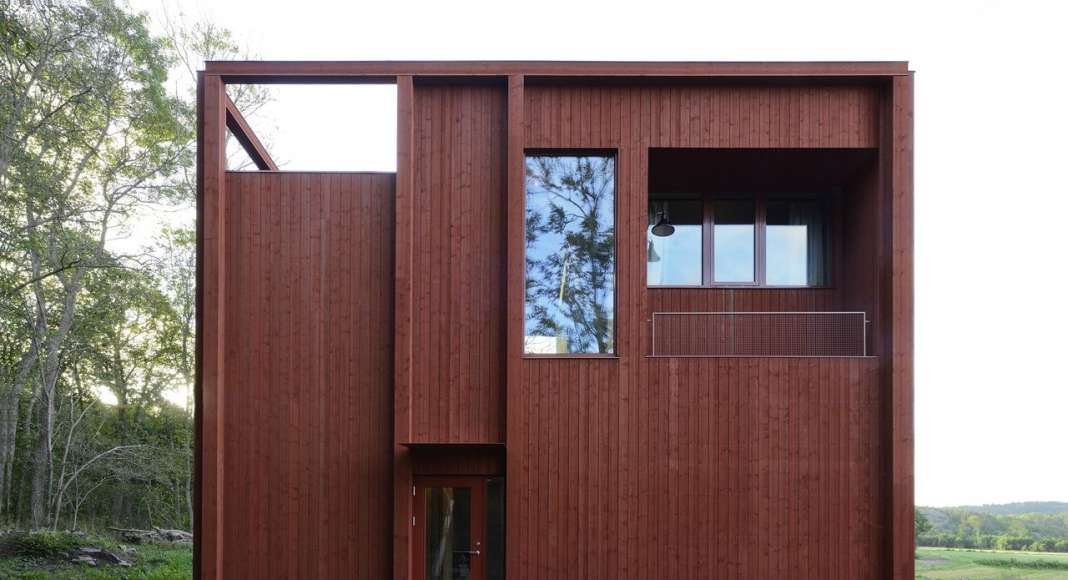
[128,0,1068,507]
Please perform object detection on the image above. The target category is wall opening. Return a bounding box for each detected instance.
[225,83,397,172]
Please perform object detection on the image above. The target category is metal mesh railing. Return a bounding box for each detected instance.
[651,312,868,357]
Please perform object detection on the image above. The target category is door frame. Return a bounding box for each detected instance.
[413,476,487,580]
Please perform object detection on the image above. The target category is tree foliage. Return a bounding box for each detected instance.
[0,0,260,533]
[918,506,1068,553]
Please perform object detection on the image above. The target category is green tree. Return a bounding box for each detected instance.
[916,508,933,536]
[2,0,269,534]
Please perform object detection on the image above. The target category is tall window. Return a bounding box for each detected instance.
[647,194,830,287]
[525,154,615,354]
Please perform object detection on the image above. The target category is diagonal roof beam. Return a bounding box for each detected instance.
[224,94,277,171]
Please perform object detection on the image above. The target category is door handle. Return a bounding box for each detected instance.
[453,541,482,556]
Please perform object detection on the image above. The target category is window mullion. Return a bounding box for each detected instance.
[702,195,713,287]
[756,193,766,286]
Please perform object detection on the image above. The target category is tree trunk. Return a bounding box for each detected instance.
[0,350,34,517]
[28,380,53,529]
[27,260,84,529]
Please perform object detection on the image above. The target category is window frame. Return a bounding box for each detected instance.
[647,192,836,289]
[523,149,619,358]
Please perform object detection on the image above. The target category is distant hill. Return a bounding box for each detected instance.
[924,502,1068,516]
[916,502,1068,553]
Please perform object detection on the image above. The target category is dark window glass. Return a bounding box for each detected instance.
[485,478,505,580]
[524,155,615,354]
[713,200,755,283]
[766,200,828,286]
[425,487,473,580]
[648,200,703,286]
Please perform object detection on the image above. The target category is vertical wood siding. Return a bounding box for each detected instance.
[842,159,884,357]
[512,358,882,580]
[196,73,225,578]
[218,172,394,579]
[507,81,893,578]
[650,288,840,312]
[888,74,916,578]
[202,73,909,580]
[408,83,507,443]
[524,84,879,149]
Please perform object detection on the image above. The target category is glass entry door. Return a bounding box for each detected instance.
[415,477,504,580]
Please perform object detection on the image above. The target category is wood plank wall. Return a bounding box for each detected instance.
[407,82,507,443]
[650,288,839,312]
[524,84,879,149]
[200,70,910,580]
[842,159,884,356]
[506,82,892,578]
[512,358,882,579]
[218,172,394,579]
[888,74,916,578]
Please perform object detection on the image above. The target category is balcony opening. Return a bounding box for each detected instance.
[647,148,879,357]
[648,148,876,288]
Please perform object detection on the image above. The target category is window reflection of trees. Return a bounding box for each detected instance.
[524,156,615,354]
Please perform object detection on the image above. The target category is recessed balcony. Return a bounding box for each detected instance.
[646,147,882,358]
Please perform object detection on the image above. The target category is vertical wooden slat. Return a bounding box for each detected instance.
[394,74,415,580]
[505,73,525,580]
[889,72,916,579]
[196,72,226,580]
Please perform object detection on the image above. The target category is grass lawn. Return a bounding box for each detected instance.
[9,539,1068,578]
[918,547,1068,578]
[0,532,192,579]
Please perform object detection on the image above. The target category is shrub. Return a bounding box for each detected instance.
[974,558,1068,570]
[7,531,83,558]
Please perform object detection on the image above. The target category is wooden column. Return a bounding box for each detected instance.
[196,72,227,580]
[394,74,415,580]
[504,73,525,579]
[889,72,915,579]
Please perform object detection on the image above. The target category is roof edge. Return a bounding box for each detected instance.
[203,60,910,78]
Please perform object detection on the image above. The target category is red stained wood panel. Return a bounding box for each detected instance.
[215,172,394,579]
[509,357,883,579]
[199,65,912,580]
[394,75,415,580]
[889,74,915,578]
[524,84,880,148]
[651,312,867,357]
[196,73,226,579]
[650,288,839,312]
[407,82,507,443]
[506,78,904,579]
[842,156,884,358]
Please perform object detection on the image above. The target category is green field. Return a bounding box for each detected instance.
[7,538,1068,579]
[918,547,1068,578]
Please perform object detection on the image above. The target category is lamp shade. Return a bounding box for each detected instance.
[651,215,675,237]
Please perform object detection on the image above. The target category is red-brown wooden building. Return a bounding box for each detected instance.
[196,61,914,579]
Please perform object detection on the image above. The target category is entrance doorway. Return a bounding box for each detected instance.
[414,476,504,580]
